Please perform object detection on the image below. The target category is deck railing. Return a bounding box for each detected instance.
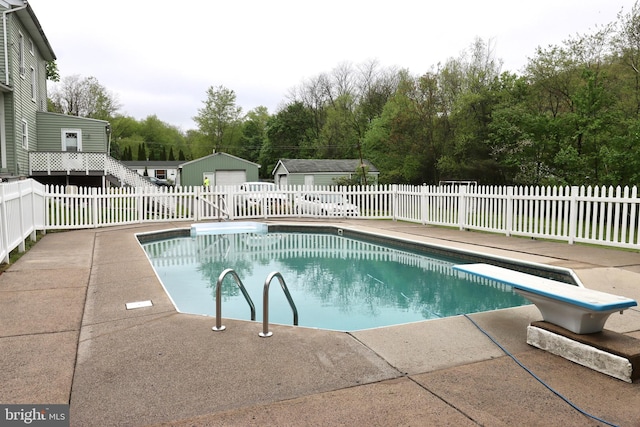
[2,179,640,263]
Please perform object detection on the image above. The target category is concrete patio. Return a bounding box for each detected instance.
[1,219,639,426]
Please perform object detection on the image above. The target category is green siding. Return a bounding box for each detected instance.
[284,175,305,186]
[1,9,56,175]
[283,173,345,186]
[9,16,39,175]
[0,6,6,86]
[180,153,259,187]
[36,112,109,152]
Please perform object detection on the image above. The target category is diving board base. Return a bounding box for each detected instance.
[527,322,640,383]
[515,289,617,334]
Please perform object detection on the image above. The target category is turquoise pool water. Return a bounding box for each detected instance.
[141,228,529,331]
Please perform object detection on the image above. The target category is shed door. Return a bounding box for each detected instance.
[215,170,246,186]
[304,175,314,187]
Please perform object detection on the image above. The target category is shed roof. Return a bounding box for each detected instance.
[122,160,183,169]
[274,159,378,175]
[178,152,260,168]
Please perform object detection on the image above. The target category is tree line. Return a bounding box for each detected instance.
[47,2,640,186]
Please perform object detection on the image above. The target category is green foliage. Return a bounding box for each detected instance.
[108,114,189,162]
[238,106,270,167]
[49,75,121,120]
[45,61,60,82]
[46,3,640,187]
[261,102,316,174]
[193,85,243,153]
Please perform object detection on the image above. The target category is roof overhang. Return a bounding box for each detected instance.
[14,2,56,61]
[0,81,12,92]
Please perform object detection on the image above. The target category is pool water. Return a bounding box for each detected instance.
[142,231,529,331]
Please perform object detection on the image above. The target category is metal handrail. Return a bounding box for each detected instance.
[212,268,256,331]
[259,271,298,337]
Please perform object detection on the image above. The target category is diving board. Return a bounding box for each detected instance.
[453,263,637,334]
[190,221,267,236]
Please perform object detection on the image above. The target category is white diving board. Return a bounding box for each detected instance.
[190,221,268,236]
[453,263,637,334]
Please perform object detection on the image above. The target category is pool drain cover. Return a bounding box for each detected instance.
[125,300,153,310]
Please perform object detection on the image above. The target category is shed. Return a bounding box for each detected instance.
[272,159,379,187]
[178,152,260,187]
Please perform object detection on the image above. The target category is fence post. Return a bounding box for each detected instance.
[17,181,26,252]
[421,184,428,225]
[0,184,9,263]
[92,187,99,228]
[392,184,398,221]
[505,186,513,236]
[28,180,37,241]
[568,186,579,245]
[137,186,144,223]
[457,185,467,230]
[226,186,235,220]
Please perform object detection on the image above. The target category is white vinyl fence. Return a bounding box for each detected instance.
[0,179,45,263]
[3,179,640,264]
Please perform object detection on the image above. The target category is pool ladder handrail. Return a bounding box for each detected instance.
[212,268,256,331]
[259,271,299,338]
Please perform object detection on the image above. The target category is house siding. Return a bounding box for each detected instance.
[2,92,16,174]
[1,6,53,176]
[10,17,39,175]
[36,112,109,152]
[283,173,349,186]
[180,153,259,187]
[0,4,9,80]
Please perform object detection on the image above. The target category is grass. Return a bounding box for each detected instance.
[0,232,45,275]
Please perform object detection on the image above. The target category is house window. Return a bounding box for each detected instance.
[22,120,28,149]
[61,129,82,152]
[29,39,34,55]
[18,32,24,76]
[30,66,36,101]
[155,169,167,179]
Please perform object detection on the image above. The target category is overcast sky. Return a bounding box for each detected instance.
[27,0,634,132]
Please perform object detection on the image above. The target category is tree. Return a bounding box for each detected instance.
[137,143,147,161]
[45,61,60,82]
[614,1,640,117]
[48,75,121,120]
[436,38,504,182]
[239,106,270,165]
[193,85,242,152]
[363,71,440,184]
[262,102,315,172]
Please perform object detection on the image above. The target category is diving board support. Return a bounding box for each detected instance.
[527,321,640,383]
[452,263,637,334]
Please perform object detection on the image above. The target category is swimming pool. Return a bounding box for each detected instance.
[138,223,576,331]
